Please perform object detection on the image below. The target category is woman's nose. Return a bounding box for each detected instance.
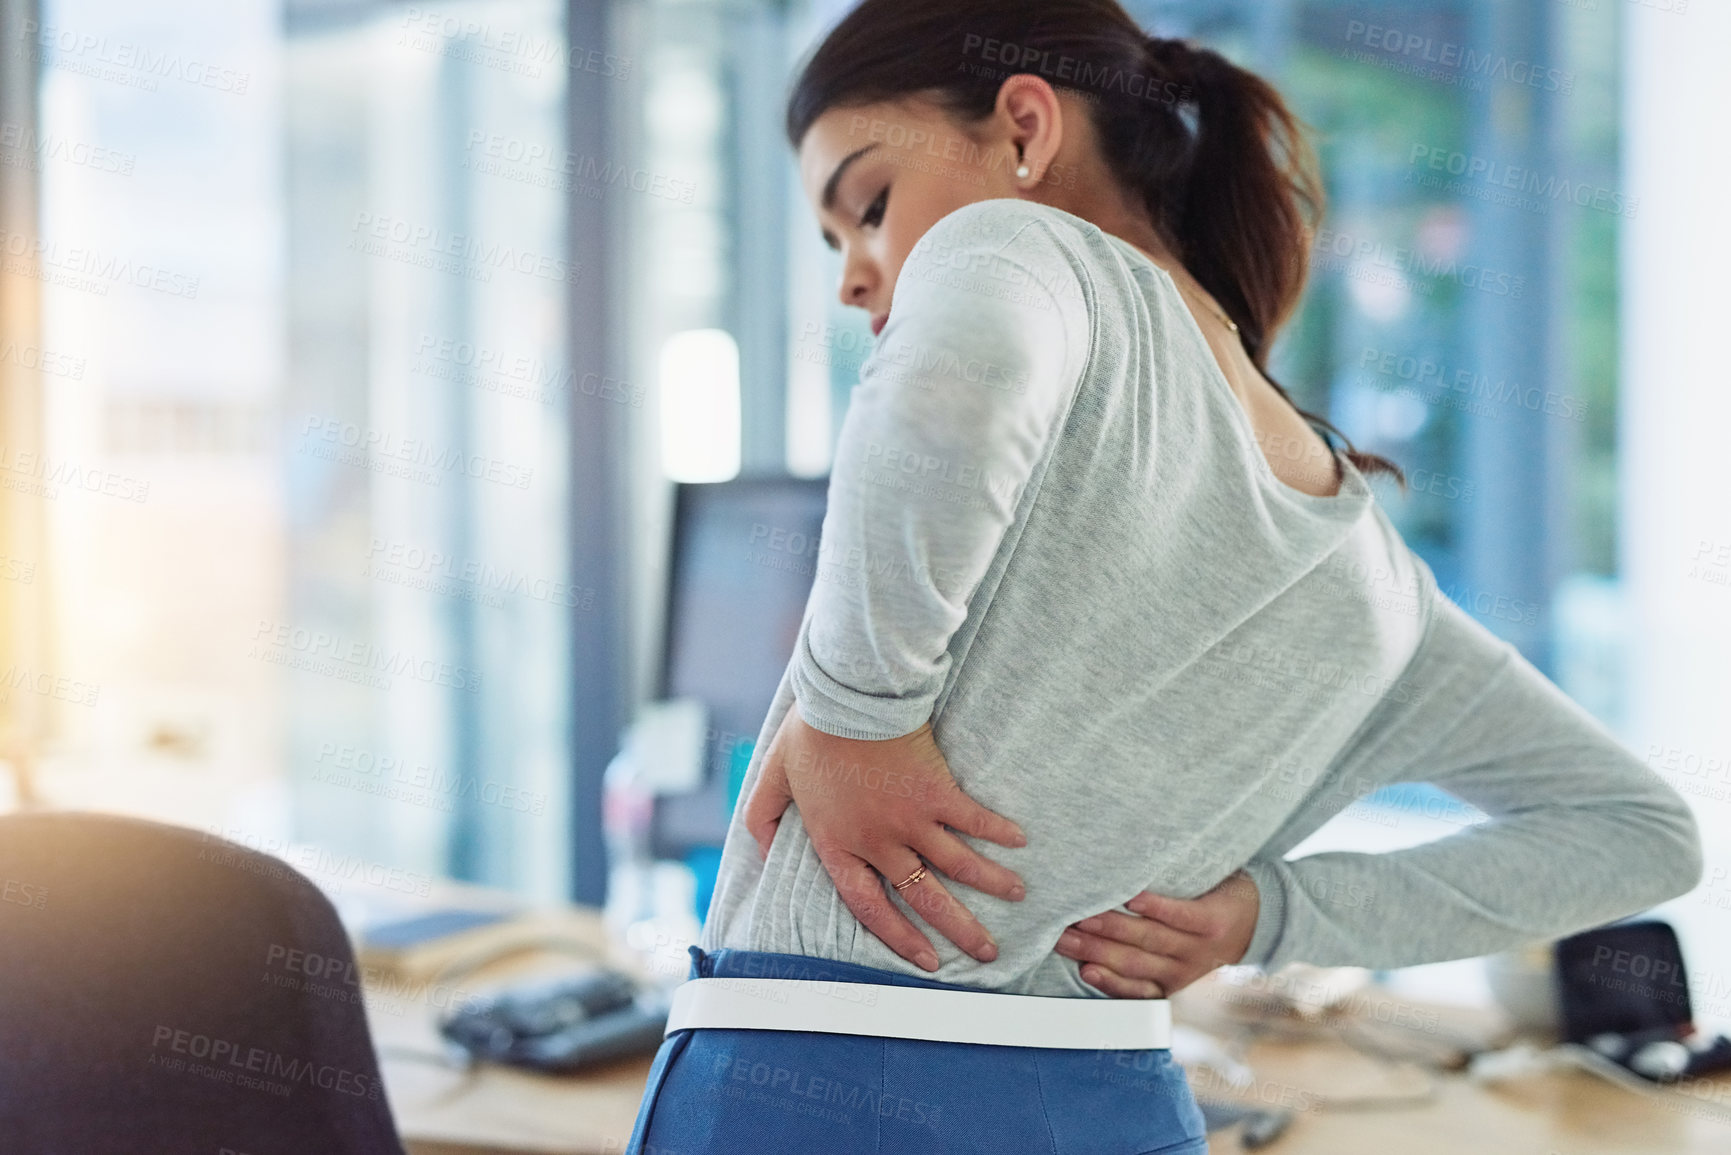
[838,254,876,312]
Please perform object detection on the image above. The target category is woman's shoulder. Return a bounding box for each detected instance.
[917,197,1092,244]
[902,198,1100,307]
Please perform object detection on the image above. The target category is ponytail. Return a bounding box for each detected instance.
[787,0,1405,487]
[1132,36,1405,487]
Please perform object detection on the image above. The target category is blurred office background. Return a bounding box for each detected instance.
[0,0,1725,1015]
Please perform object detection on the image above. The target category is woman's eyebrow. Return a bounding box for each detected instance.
[822,143,879,213]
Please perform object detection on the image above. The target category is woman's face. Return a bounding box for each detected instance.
[796,95,1031,337]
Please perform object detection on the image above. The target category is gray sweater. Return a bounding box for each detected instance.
[699,198,1703,996]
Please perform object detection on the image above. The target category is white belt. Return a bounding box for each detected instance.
[663,977,1170,1050]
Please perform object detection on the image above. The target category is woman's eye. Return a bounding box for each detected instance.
[860,187,888,229]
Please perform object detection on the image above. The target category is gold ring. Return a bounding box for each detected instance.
[891,864,928,892]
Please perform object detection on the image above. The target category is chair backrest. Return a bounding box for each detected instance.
[0,810,405,1155]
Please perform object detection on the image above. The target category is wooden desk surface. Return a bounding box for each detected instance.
[367,902,1731,1155]
[1204,1042,1731,1154]
[1174,974,1731,1154]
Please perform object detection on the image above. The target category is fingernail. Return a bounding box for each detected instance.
[1077,916,1102,932]
[1011,826,1028,847]
[917,950,939,972]
[1058,931,1081,951]
[977,940,998,962]
[1009,884,1026,901]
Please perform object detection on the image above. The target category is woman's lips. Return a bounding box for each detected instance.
[871,314,887,337]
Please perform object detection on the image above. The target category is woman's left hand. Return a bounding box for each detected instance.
[1053,869,1260,998]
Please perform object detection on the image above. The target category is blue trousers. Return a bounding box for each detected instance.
[625,946,1209,1154]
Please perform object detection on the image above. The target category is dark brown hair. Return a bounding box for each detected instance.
[786,0,1405,488]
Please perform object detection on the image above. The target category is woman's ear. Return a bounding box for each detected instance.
[995,73,1065,185]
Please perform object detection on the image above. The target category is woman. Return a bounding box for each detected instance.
[626,2,1703,1151]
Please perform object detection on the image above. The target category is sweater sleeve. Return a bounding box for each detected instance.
[789,201,1091,740]
[1236,559,1704,972]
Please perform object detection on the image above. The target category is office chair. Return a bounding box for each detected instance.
[0,811,405,1155]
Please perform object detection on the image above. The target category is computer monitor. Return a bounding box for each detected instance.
[651,476,829,858]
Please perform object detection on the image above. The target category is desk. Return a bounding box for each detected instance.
[1172,976,1731,1154]
[367,902,1731,1155]
[366,901,661,1155]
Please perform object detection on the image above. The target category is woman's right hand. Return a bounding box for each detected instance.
[742,707,1028,972]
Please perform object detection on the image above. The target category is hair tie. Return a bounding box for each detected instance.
[1144,35,1209,101]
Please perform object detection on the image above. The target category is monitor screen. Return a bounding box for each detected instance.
[652,477,829,857]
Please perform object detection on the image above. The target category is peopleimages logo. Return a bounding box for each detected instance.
[0,337,86,380]
[348,211,579,286]
[960,34,1191,107]
[1356,346,1587,423]
[1408,144,1637,219]
[2,877,48,910]
[312,739,550,816]
[399,7,631,79]
[0,664,101,708]
[414,333,644,409]
[0,121,135,175]
[248,617,483,695]
[0,444,150,503]
[299,415,534,490]
[197,825,436,898]
[366,536,594,610]
[859,441,1022,506]
[1340,20,1573,94]
[149,1025,382,1100]
[1311,227,1526,299]
[19,19,252,95]
[0,227,200,299]
[463,131,694,204]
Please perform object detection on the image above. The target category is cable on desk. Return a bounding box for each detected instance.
[376,1043,477,1073]
[426,933,611,992]
[375,1042,490,1113]
[1214,1016,1442,1113]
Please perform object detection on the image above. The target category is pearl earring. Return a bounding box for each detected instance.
[1015,162,1031,180]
